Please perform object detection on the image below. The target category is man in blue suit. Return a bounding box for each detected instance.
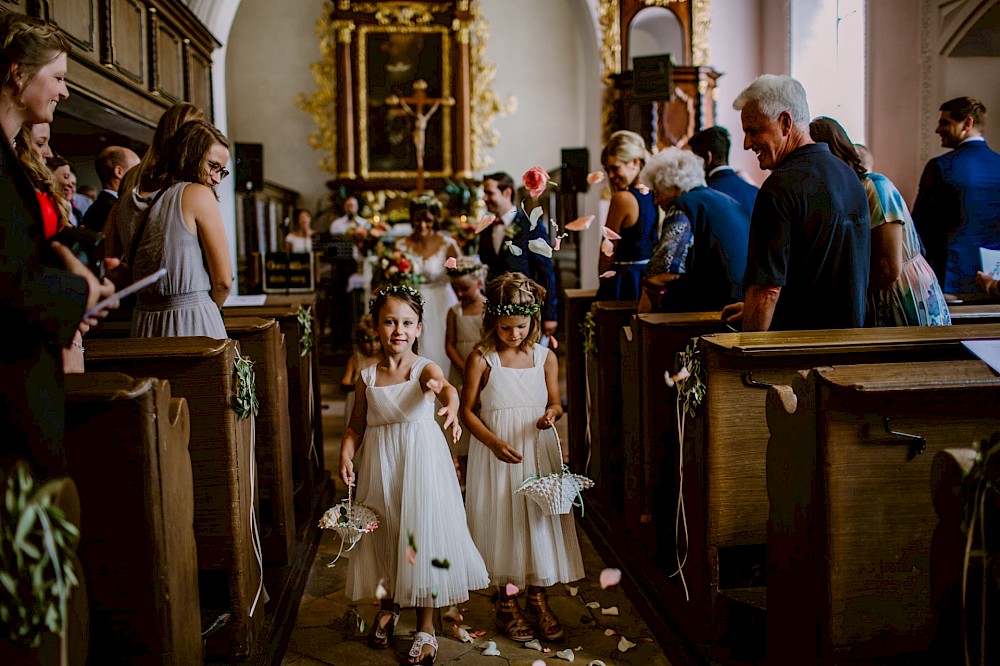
[479,171,558,337]
[913,97,1000,295]
[688,126,759,216]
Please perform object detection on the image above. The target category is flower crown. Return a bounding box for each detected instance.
[446,256,485,277]
[410,193,442,210]
[370,283,425,316]
[484,299,540,317]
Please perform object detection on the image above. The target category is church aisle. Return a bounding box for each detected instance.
[280,356,675,665]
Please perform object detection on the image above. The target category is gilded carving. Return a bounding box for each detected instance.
[690,0,711,66]
[296,2,338,174]
[469,0,516,172]
[353,2,451,26]
[598,0,621,74]
[333,20,356,44]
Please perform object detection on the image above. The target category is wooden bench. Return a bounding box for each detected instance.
[766,360,1000,663]
[64,372,202,664]
[225,317,295,566]
[563,288,598,470]
[663,323,1000,645]
[947,302,1000,324]
[83,338,263,659]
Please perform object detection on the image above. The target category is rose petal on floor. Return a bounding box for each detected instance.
[556,648,576,662]
[604,628,616,636]
[481,641,501,656]
[566,585,579,596]
[599,568,622,589]
[585,601,600,609]
[505,583,520,596]
[601,606,619,616]
[525,639,543,651]
[618,636,637,652]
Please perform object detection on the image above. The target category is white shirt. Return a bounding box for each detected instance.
[329,214,369,235]
[492,208,517,254]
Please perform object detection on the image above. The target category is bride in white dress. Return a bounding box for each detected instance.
[396,195,460,378]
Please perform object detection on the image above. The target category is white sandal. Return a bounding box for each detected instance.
[407,631,438,665]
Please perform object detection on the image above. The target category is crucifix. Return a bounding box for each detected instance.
[385,80,453,191]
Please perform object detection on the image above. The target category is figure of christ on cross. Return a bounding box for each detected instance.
[385,80,453,191]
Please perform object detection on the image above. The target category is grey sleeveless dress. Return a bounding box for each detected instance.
[119,182,227,339]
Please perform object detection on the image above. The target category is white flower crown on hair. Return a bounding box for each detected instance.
[484,299,540,317]
[371,283,425,316]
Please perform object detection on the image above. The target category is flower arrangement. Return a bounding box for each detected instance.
[446,216,481,254]
[374,244,422,288]
[343,220,389,257]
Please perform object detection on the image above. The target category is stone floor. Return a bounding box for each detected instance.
[280,353,674,666]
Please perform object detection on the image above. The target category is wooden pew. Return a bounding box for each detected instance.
[589,300,637,515]
[83,338,263,659]
[64,372,202,664]
[222,299,326,521]
[664,323,1000,646]
[562,288,597,470]
[766,360,1000,663]
[947,302,1000,324]
[225,317,295,566]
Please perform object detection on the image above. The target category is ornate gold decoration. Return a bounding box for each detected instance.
[297,2,338,174]
[353,2,450,26]
[358,25,452,180]
[337,0,350,9]
[598,0,621,74]
[333,19,356,43]
[690,0,711,66]
[469,0,516,172]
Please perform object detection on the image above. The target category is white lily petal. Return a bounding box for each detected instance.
[528,238,553,258]
[566,585,579,596]
[505,240,523,257]
[585,601,601,609]
[481,641,501,656]
[618,636,637,652]
[529,206,544,225]
[601,606,620,616]
[525,639,544,651]
[556,648,576,662]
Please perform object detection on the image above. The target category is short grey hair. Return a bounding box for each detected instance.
[733,74,811,131]
[642,146,706,195]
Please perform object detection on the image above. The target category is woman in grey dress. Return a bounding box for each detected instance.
[113,119,233,338]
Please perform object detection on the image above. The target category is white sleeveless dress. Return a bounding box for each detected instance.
[397,238,457,379]
[447,303,483,457]
[346,356,489,607]
[465,345,585,587]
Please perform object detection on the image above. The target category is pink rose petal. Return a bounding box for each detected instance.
[505,583,519,596]
[599,270,617,279]
[635,183,650,195]
[553,237,562,251]
[444,257,458,269]
[600,238,615,257]
[406,546,417,566]
[549,335,559,350]
[565,215,595,232]
[599,567,622,589]
[529,185,546,198]
[586,170,606,184]
[475,214,497,233]
[426,378,443,394]
[601,226,622,241]
[604,628,616,636]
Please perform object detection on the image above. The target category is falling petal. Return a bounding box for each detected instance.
[475,213,497,233]
[604,628,616,636]
[664,370,675,387]
[444,257,458,269]
[588,661,608,666]
[529,206,544,226]
[528,238,553,258]
[635,183,650,195]
[585,601,600,609]
[407,532,417,551]
[472,629,487,637]
[556,648,576,662]
[566,585,579,596]
[549,335,559,350]
[675,366,690,382]
[618,636,637,652]
[525,639,543,652]
[505,583,520,597]
[505,240,523,257]
[374,582,387,599]
[406,546,417,566]
[565,215,595,231]
[553,237,562,251]
[452,625,474,643]
[444,605,462,621]
[426,379,443,394]
[601,238,615,257]
[599,270,617,279]
[601,606,619,616]
[599,568,622,589]
[482,641,501,656]
[601,226,622,241]
[586,171,606,184]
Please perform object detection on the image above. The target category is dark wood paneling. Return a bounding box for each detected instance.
[154,20,184,101]
[110,0,144,83]
[187,45,213,118]
[48,0,97,53]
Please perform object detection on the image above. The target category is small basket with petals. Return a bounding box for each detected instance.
[318,484,379,565]
[516,428,594,516]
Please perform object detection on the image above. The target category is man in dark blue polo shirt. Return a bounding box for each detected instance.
[723,75,870,331]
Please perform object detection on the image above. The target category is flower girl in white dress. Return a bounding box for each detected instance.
[340,283,488,664]
[461,273,584,643]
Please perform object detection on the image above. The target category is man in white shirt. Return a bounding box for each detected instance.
[329,196,368,234]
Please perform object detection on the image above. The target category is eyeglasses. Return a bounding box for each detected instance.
[207,161,230,180]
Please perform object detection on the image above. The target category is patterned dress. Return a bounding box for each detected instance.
[346,357,488,607]
[864,174,951,327]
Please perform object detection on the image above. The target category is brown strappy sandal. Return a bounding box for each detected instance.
[495,595,535,642]
[524,588,564,641]
[367,604,399,649]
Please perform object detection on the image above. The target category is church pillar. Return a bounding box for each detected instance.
[334,20,356,180]
[454,16,472,179]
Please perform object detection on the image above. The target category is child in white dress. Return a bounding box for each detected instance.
[340,283,489,665]
[444,258,486,472]
[462,273,585,643]
[339,315,381,425]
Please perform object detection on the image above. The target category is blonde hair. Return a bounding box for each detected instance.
[478,272,544,354]
[1,14,71,107]
[120,102,206,195]
[600,130,650,169]
[14,126,68,226]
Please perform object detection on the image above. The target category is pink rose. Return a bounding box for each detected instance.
[522,166,551,198]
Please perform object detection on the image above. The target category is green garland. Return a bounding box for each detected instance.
[297,305,314,358]
[675,342,706,418]
[0,461,80,647]
[580,311,597,357]
[233,356,259,420]
[484,299,540,317]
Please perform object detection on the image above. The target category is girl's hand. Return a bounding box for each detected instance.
[340,458,355,488]
[536,409,558,430]
[437,403,462,443]
[489,440,523,464]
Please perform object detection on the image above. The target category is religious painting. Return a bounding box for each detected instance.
[359,26,452,180]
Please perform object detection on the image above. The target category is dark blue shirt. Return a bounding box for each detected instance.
[742,143,870,330]
[707,167,759,217]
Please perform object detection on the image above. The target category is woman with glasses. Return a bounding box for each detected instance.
[112,118,233,338]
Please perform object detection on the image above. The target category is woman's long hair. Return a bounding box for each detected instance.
[0,13,71,115]
[13,126,68,225]
[809,116,867,181]
[121,102,206,195]
[141,119,229,198]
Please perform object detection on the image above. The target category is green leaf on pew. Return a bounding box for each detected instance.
[676,342,706,418]
[580,311,597,357]
[297,305,314,357]
[233,355,260,420]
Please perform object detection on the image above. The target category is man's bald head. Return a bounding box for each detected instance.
[96,146,141,191]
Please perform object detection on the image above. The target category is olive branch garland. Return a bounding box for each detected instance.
[233,355,259,420]
[297,305,314,358]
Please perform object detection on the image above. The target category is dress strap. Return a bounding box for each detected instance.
[360,363,378,387]
[532,343,548,367]
[409,355,431,380]
[483,350,500,369]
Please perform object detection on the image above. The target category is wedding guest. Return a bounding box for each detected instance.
[285,208,315,252]
[597,130,658,301]
[688,126,759,215]
[48,154,82,225]
[81,145,140,232]
[329,195,368,234]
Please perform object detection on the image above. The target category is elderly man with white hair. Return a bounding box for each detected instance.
[722,74,870,331]
[639,147,751,313]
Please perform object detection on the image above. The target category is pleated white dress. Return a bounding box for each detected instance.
[465,345,585,587]
[346,356,489,607]
[447,303,483,457]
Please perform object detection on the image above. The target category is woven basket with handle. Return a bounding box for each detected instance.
[515,428,594,516]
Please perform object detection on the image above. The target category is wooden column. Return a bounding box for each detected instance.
[454,16,472,178]
[334,20,356,180]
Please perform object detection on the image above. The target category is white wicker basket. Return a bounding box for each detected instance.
[516,428,594,516]
[319,484,379,565]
